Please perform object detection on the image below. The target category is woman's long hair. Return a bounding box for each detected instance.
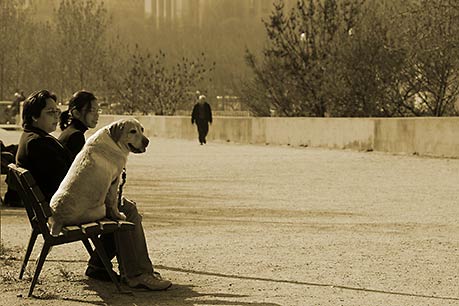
[59,90,96,131]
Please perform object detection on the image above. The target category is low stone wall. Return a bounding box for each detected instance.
[94,115,459,158]
[373,118,459,158]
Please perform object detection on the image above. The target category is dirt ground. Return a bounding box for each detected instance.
[1,132,458,306]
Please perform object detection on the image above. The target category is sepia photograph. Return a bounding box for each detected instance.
[0,0,458,305]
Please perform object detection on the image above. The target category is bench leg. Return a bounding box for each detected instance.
[90,236,124,293]
[82,239,93,257]
[19,228,39,279]
[28,242,51,297]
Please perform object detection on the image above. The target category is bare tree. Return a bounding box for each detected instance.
[114,46,215,115]
[328,1,420,117]
[53,0,110,98]
[0,0,32,99]
[399,0,459,116]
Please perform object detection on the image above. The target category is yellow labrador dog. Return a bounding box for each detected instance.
[48,118,149,236]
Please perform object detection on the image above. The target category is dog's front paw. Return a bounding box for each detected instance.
[108,209,126,221]
[48,217,62,237]
[117,212,127,220]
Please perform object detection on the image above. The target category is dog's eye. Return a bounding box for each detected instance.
[129,130,137,134]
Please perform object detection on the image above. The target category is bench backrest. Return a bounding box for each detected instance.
[8,163,53,237]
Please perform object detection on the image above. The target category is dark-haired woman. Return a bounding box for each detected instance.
[16,90,72,202]
[58,90,100,159]
[58,90,171,291]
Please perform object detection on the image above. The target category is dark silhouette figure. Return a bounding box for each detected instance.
[12,91,25,115]
[191,95,212,145]
[9,91,26,123]
[1,141,21,206]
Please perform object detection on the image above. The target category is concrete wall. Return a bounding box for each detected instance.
[94,115,459,158]
[374,118,459,158]
[261,117,375,150]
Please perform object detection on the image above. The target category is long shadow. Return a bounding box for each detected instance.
[13,258,459,303]
[19,263,280,306]
[22,278,280,306]
[156,265,459,302]
[78,281,281,306]
[29,293,106,306]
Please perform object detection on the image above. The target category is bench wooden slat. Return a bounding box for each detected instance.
[98,220,118,232]
[61,225,83,238]
[80,222,101,236]
[117,220,136,231]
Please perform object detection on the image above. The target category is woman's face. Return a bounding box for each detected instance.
[81,99,100,129]
[33,98,60,133]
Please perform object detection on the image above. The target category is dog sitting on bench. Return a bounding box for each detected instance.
[48,118,149,236]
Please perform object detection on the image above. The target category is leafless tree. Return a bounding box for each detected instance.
[399,0,459,116]
[53,0,111,98]
[114,46,215,115]
[0,0,33,100]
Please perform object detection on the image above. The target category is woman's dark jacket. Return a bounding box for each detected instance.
[16,126,73,202]
[58,119,88,160]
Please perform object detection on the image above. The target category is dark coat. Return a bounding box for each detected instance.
[16,126,73,202]
[58,119,88,160]
[191,102,212,124]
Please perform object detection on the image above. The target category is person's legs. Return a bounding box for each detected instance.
[86,233,117,281]
[85,197,170,289]
[197,123,205,144]
[116,197,171,290]
[116,198,154,278]
[202,121,209,144]
[87,200,149,277]
[197,120,209,144]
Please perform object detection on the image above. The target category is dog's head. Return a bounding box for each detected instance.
[108,118,149,154]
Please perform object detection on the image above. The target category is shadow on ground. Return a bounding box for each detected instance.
[66,281,280,306]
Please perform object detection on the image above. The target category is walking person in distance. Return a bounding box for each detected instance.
[191,95,212,145]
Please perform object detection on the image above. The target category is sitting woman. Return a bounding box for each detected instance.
[16,90,72,202]
[17,90,171,291]
[58,90,100,159]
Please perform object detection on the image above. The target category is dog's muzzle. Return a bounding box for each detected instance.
[128,137,149,153]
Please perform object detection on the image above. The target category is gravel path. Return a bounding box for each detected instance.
[1,136,458,305]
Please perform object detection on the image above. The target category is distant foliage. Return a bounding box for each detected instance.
[3,0,459,117]
[0,0,33,100]
[53,0,110,97]
[399,0,459,116]
[113,46,215,115]
[242,0,363,117]
[243,0,459,117]
[0,0,215,115]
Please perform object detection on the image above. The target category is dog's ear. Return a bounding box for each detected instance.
[108,120,124,142]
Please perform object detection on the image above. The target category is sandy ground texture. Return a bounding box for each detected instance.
[0,132,458,306]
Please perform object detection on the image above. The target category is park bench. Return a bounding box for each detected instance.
[7,163,135,297]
